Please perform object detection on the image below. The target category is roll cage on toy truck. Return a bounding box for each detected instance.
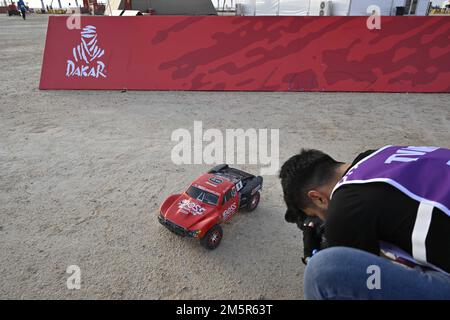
[158,164,263,250]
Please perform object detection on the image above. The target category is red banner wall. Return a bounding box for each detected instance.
[39,16,450,92]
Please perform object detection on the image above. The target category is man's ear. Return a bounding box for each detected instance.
[307,190,328,209]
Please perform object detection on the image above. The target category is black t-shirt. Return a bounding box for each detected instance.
[325,150,450,273]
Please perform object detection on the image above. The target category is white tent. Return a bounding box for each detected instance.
[104,0,122,15]
[237,0,430,16]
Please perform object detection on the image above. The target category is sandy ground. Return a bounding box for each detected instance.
[0,14,449,299]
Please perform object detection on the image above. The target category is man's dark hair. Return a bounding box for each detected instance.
[279,149,342,225]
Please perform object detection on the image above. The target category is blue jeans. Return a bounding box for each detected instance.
[304,247,450,300]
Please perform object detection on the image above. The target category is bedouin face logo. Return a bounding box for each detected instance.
[66,25,107,78]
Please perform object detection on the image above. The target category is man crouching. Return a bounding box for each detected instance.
[279,146,450,299]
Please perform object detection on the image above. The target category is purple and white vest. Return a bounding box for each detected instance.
[331,145,450,274]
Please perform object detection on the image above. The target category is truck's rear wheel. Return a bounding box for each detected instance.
[246,191,260,212]
[200,225,223,250]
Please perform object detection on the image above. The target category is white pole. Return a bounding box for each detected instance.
[390,0,394,15]
[307,0,311,15]
[107,0,112,15]
[347,0,352,15]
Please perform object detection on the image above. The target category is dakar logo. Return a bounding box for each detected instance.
[66,25,107,79]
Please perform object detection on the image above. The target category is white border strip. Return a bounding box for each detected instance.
[412,202,434,264]
[331,177,450,217]
[331,145,393,198]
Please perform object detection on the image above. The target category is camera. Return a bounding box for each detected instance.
[298,216,327,265]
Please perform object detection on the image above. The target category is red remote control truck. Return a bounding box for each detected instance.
[158,165,263,250]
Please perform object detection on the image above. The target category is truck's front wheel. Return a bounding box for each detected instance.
[200,225,223,250]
